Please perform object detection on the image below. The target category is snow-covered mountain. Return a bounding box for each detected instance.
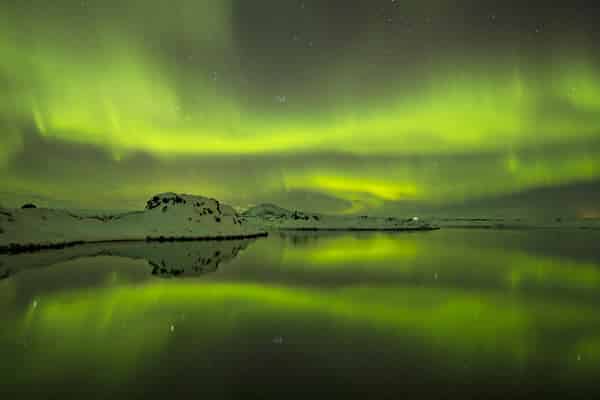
[0,193,266,252]
[243,203,437,231]
[242,203,294,218]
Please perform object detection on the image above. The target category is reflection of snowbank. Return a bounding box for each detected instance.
[242,203,438,231]
[0,193,266,253]
[0,239,256,280]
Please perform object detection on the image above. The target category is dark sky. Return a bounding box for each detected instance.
[1,0,599,217]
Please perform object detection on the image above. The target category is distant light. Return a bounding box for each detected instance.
[272,336,284,345]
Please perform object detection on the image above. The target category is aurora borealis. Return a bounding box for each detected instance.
[1,0,599,215]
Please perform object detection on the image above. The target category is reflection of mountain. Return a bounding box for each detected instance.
[0,239,256,280]
[106,241,252,278]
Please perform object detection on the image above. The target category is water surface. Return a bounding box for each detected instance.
[1,229,600,398]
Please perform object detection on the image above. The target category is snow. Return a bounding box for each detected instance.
[242,204,438,231]
[0,193,266,251]
[241,203,600,231]
[429,217,600,230]
[242,203,293,218]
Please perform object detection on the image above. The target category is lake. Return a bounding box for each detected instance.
[1,229,600,398]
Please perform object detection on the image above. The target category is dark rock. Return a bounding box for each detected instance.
[1,240,85,254]
[151,263,160,275]
[146,196,162,210]
[0,268,10,280]
[21,203,37,209]
[171,268,184,277]
[215,216,221,223]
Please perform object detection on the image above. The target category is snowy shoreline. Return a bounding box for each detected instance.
[0,193,268,253]
[0,233,269,255]
[0,195,447,254]
[241,203,439,231]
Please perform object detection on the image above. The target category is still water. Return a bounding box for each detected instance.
[1,229,600,398]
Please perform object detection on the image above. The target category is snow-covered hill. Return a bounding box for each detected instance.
[242,203,294,218]
[0,193,266,252]
[242,203,438,231]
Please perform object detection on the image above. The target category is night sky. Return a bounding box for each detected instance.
[1,0,599,217]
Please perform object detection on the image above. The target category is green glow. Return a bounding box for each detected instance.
[2,231,600,389]
[285,174,420,202]
[275,232,600,295]
[554,61,600,111]
[4,55,599,158]
[4,276,599,383]
[281,234,419,265]
[1,1,600,209]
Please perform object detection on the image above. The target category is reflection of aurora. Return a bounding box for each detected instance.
[4,279,600,388]
[278,233,600,296]
[2,231,600,391]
